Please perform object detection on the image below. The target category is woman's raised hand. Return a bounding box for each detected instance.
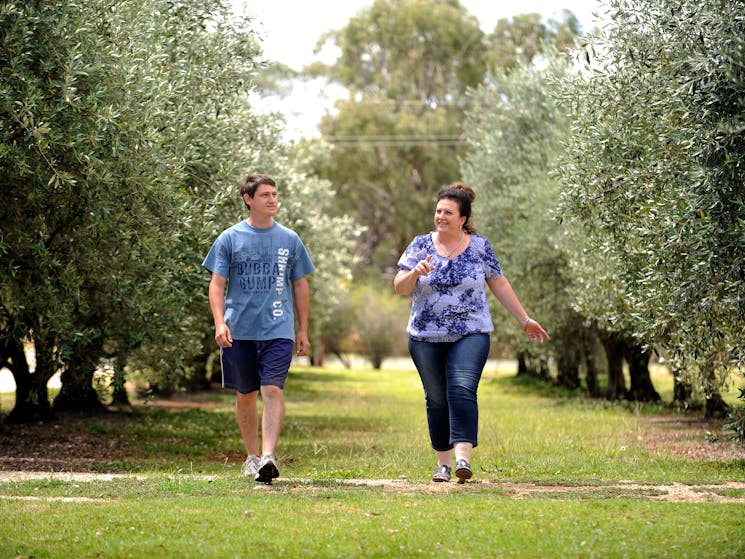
[414,254,434,277]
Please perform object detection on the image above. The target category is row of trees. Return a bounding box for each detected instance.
[0,0,356,423]
[557,0,744,413]
[294,0,743,414]
[1,0,742,423]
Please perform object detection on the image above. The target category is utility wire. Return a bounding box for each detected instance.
[327,134,462,140]
[326,134,465,147]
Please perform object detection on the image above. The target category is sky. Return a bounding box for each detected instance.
[236,0,610,138]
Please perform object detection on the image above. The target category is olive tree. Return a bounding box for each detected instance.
[0,0,264,420]
[557,0,745,412]
[462,59,622,396]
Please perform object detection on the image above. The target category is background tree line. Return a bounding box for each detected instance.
[291,0,743,419]
[289,0,654,395]
[1,0,743,429]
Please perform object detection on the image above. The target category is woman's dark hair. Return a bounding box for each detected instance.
[437,182,476,233]
[239,174,276,210]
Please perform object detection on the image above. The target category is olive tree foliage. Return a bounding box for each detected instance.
[557,0,745,398]
[460,60,593,385]
[461,54,662,400]
[0,0,270,421]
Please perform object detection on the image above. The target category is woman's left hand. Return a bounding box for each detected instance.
[523,319,550,344]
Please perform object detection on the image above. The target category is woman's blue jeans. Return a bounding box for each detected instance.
[408,333,491,451]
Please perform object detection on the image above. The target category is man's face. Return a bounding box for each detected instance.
[246,183,278,218]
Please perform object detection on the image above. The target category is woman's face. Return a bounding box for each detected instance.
[434,198,466,233]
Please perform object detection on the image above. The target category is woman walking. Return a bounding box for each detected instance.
[394,182,549,483]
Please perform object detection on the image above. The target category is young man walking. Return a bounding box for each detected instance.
[203,174,315,483]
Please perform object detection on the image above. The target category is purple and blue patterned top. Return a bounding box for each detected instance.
[397,233,503,341]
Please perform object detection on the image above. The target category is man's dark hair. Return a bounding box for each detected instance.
[239,174,276,210]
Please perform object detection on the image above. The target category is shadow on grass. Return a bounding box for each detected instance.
[288,368,357,388]
[487,373,676,414]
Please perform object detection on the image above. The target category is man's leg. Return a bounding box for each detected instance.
[259,385,285,456]
[235,391,260,457]
[254,339,292,483]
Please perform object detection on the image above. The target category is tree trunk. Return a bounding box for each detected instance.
[704,391,729,419]
[517,352,550,381]
[673,376,692,405]
[556,344,581,390]
[7,332,55,423]
[535,355,550,381]
[704,367,729,419]
[333,352,352,368]
[53,348,103,413]
[600,332,627,401]
[312,336,326,367]
[111,379,130,406]
[110,356,131,407]
[1,333,30,428]
[582,332,601,397]
[516,352,528,376]
[624,343,660,402]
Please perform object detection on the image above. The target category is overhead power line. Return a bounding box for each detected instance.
[325,134,465,147]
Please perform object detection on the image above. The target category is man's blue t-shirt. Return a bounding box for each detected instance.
[202,220,315,341]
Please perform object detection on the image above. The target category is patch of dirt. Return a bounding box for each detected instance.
[1,471,744,503]
[334,478,745,502]
[0,410,140,471]
[636,415,745,461]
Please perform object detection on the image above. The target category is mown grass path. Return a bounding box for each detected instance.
[2,471,744,503]
[2,365,744,558]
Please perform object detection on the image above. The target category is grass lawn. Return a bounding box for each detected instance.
[1,361,743,558]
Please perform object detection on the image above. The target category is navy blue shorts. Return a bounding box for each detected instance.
[220,339,294,393]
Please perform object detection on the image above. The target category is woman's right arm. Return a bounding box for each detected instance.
[393,268,420,296]
[393,255,433,295]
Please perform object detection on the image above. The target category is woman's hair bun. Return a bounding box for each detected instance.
[450,181,476,202]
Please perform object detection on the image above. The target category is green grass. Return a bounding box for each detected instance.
[2,488,743,559]
[56,363,739,483]
[1,361,743,558]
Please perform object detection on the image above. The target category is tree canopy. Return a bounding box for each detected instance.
[0,0,357,421]
[557,0,745,399]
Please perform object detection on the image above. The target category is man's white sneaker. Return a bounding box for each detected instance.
[242,455,260,478]
[255,453,280,484]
